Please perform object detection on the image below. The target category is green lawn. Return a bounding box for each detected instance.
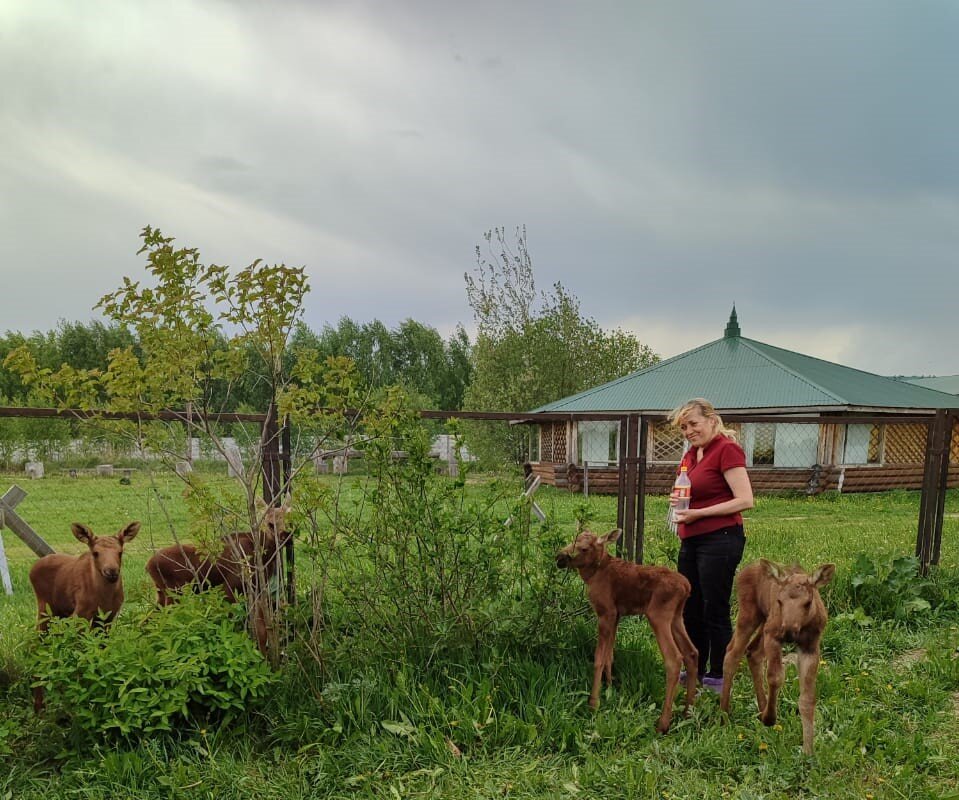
[2,469,958,799]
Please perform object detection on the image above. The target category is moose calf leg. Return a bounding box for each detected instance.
[745,632,767,713]
[797,648,820,756]
[648,612,683,734]
[671,616,699,715]
[761,638,784,727]
[590,618,617,709]
[719,623,758,714]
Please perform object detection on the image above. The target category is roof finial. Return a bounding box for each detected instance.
[724,305,740,338]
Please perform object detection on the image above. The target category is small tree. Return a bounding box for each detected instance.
[5,227,361,664]
[463,227,658,465]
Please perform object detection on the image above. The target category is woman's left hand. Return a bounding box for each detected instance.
[672,508,702,524]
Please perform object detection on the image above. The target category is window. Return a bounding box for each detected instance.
[650,422,685,463]
[751,423,776,466]
[771,423,820,468]
[577,421,619,465]
[843,424,882,465]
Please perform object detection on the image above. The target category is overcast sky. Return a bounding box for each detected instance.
[1,1,956,377]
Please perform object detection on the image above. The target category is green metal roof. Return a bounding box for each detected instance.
[899,375,959,396]
[534,311,959,414]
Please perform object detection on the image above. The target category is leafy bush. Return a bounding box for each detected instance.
[31,594,274,736]
[846,553,933,620]
[297,399,578,667]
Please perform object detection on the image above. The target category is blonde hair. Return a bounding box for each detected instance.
[668,398,738,442]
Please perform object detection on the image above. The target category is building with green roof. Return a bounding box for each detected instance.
[899,375,959,396]
[528,309,959,494]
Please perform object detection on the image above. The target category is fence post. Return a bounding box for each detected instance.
[622,414,640,563]
[917,410,950,574]
[931,410,954,566]
[616,416,628,532]
[280,416,295,604]
[634,415,648,564]
[261,402,281,506]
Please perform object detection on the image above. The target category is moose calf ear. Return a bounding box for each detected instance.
[71,523,94,545]
[604,528,622,544]
[760,558,787,581]
[811,563,836,587]
[119,521,141,542]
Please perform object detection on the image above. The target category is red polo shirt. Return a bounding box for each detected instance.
[677,434,747,539]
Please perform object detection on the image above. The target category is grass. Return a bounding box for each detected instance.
[2,469,959,799]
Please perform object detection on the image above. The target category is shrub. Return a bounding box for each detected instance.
[297,400,578,667]
[846,553,933,620]
[31,594,274,737]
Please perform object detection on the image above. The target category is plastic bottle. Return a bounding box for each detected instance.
[673,465,691,512]
[668,465,691,532]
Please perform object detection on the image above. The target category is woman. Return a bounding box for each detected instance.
[669,398,754,691]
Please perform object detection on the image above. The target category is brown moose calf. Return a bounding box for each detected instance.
[29,521,141,710]
[720,559,835,755]
[556,528,698,733]
[145,501,292,606]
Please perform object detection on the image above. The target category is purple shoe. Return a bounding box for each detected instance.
[701,675,724,693]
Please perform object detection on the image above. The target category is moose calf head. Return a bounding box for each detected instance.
[556,529,621,570]
[72,521,141,583]
[255,495,294,548]
[761,559,835,644]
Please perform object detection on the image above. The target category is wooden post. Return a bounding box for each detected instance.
[185,401,194,465]
[616,416,628,532]
[261,402,281,506]
[622,414,640,563]
[931,410,952,567]
[634,415,649,564]
[0,485,54,557]
[931,412,957,565]
[280,416,295,604]
[917,410,950,574]
[0,527,11,595]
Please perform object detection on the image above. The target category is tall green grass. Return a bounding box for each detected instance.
[2,471,958,799]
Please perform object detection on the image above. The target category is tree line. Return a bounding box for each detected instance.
[0,318,473,413]
[1,226,658,465]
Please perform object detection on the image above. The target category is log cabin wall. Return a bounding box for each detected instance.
[529,418,959,494]
[556,463,959,495]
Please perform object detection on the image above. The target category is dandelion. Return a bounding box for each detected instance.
[773,724,783,731]
[758,742,768,752]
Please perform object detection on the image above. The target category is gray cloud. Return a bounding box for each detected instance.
[0,0,956,378]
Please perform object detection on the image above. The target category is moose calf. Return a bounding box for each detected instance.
[720,559,835,755]
[556,528,698,733]
[29,521,141,710]
[145,501,292,605]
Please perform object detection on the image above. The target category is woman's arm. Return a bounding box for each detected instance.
[673,466,754,523]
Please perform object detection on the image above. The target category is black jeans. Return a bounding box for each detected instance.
[677,526,745,678]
